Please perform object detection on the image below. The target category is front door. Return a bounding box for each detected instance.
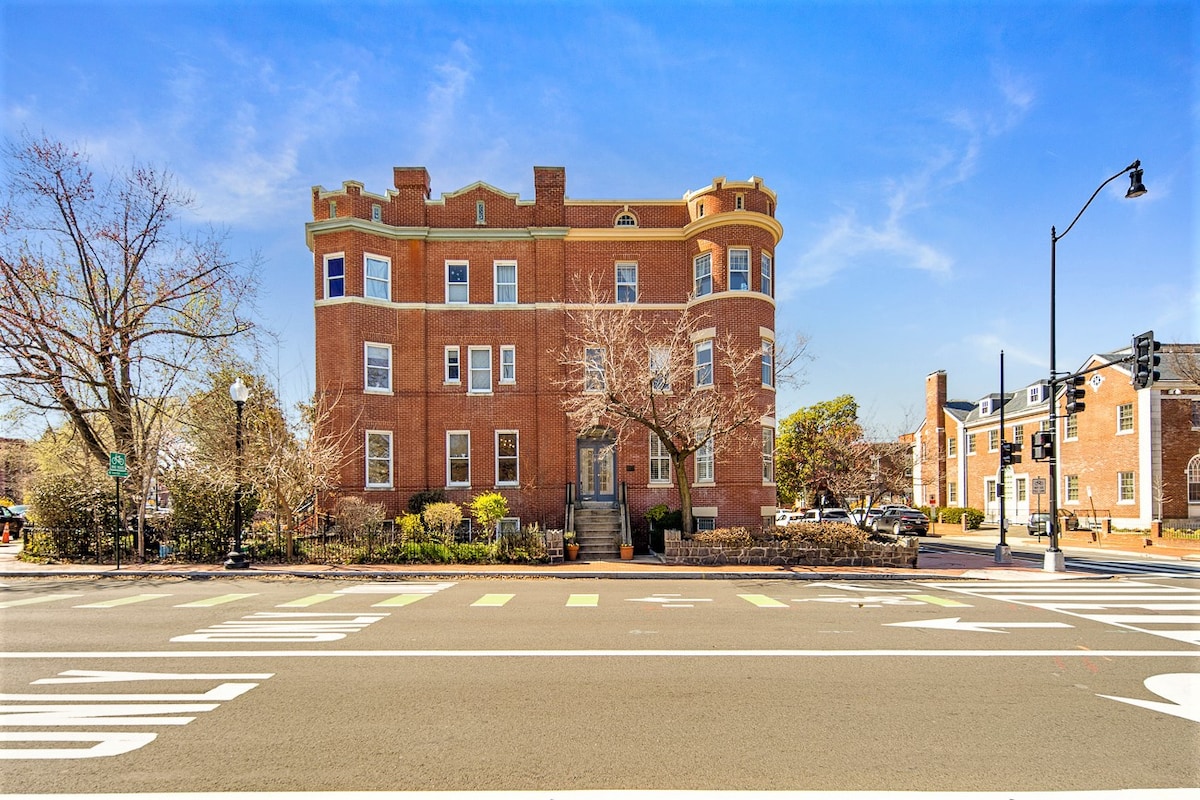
[578,439,616,504]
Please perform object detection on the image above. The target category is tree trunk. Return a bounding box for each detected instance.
[673,454,695,534]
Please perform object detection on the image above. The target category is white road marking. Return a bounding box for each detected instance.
[334,582,456,594]
[1098,672,1200,723]
[2,649,1195,659]
[1,788,1199,798]
[886,618,1074,633]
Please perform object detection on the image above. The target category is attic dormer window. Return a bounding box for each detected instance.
[476,200,486,225]
[980,398,993,415]
[371,203,382,222]
[615,212,637,227]
[735,193,745,211]
[1028,385,1046,404]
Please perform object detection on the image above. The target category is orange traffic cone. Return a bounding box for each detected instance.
[2,522,9,544]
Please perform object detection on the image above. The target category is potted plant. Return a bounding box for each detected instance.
[563,531,580,561]
[619,539,634,560]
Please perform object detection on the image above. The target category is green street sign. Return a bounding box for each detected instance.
[108,452,129,477]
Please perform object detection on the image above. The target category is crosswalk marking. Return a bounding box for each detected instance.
[471,594,514,607]
[0,594,80,609]
[371,595,428,608]
[739,594,788,608]
[175,594,259,608]
[74,594,172,609]
[566,594,599,607]
[276,594,341,608]
[335,582,456,595]
[905,594,972,607]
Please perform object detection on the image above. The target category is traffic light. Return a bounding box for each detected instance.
[1000,441,1020,467]
[1064,375,1086,415]
[1031,431,1053,461]
[1131,330,1161,390]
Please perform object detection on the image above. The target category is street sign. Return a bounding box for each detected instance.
[108,452,129,477]
[1032,477,1047,496]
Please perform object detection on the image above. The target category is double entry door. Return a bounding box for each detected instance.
[577,438,616,504]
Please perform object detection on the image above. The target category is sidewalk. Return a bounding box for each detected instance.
[6,532,1190,581]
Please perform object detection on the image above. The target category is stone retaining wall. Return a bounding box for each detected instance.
[662,530,919,568]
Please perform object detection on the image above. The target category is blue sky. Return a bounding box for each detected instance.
[2,0,1194,437]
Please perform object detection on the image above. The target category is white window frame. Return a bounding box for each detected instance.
[324,253,345,299]
[649,434,671,484]
[947,481,957,504]
[498,517,520,536]
[615,212,637,227]
[988,429,999,452]
[695,435,714,484]
[499,345,516,384]
[616,263,638,303]
[494,260,517,304]
[735,193,745,211]
[1016,478,1027,503]
[371,203,382,222]
[446,261,469,304]
[1118,471,1135,504]
[365,430,393,489]
[495,430,519,486]
[761,339,774,388]
[1117,403,1134,434]
[444,346,461,385]
[1188,455,1200,503]
[694,340,713,388]
[585,347,606,393]
[1065,474,1080,503]
[649,346,670,393]
[364,254,391,301]
[475,200,485,225]
[447,431,471,487]
[693,252,712,297]
[947,436,957,458]
[728,247,750,291]
[468,346,492,394]
[1013,425,1024,449]
[761,252,773,297]
[364,342,392,393]
[762,427,775,484]
[966,434,976,456]
[1065,414,1078,441]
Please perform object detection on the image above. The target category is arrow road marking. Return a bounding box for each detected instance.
[1099,673,1200,723]
[627,594,713,608]
[886,617,1074,634]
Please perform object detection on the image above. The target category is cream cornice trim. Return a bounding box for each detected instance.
[565,210,784,244]
[305,218,569,249]
[314,297,694,313]
[690,327,717,343]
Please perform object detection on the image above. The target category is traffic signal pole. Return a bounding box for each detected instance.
[996,351,1012,564]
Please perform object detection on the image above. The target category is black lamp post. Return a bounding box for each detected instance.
[224,377,251,570]
[1045,161,1145,572]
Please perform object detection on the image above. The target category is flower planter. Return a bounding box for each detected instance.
[565,543,580,561]
[619,544,634,560]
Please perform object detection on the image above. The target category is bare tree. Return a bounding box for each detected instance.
[0,135,256,526]
[559,285,771,533]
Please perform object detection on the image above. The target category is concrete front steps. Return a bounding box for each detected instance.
[573,506,622,559]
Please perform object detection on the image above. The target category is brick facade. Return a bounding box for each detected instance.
[307,168,781,531]
[911,346,1200,528]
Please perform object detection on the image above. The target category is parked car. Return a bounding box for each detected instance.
[1027,512,1051,536]
[872,507,929,535]
[801,508,852,523]
[0,505,26,538]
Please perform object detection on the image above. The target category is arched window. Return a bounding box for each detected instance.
[1188,454,1200,504]
[615,212,637,227]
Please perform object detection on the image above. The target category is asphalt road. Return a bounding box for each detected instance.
[2,575,1198,794]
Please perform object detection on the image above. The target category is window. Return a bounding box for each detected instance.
[694,340,713,387]
[496,431,518,486]
[475,200,485,224]
[947,436,956,458]
[498,517,520,536]
[1040,419,1053,432]
[693,253,712,297]
[1188,455,1200,503]
[735,193,745,211]
[365,431,393,488]
[585,347,606,392]
[1013,425,1024,449]
[1066,414,1078,440]
[616,263,638,303]
[446,262,469,303]
[649,434,670,484]
[1117,403,1134,433]
[1028,384,1047,404]
[761,253,773,297]
[649,347,670,393]
[324,255,345,298]
[988,430,999,452]
[447,431,470,486]
[695,517,716,531]
[966,434,976,455]
[364,255,390,300]
[762,427,775,483]
[985,478,996,502]
[729,247,750,291]
[499,346,516,384]
[697,201,705,218]
[695,436,714,483]
[444,346,460,384]
[615,212,636,227]
[328,200,336,218]
[371,203,381,222]
[947,482,957,504]
[364,343,391,392]
[1065,474,1079,502]
[1016,478,1027,502]
[980,398,993,415]
[468,347,491,393]
[494,261,517,304]
[1118,472,1135,503]
[1193,401,1200,429]
[761,340,774,387]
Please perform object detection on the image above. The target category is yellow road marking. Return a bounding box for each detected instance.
[75,594,171,608]
[739,594,788,608]
[472,594,515,607]
[567,594,599,607]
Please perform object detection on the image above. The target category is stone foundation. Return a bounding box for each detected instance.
[662,530,919,568]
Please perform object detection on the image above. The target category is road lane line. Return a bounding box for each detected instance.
[276,594,341,608]
[372,595,428,607]
[905,594,972,607]
[175,594,259,608]
[471,594,515,607]
[0,594,80,609]
[739,594,788,608]
[73,594,171,609]
[566,594,599,607]
[3,649,1197,659]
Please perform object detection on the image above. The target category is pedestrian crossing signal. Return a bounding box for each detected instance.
[1031,431,1053,461]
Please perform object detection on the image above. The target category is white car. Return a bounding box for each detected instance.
[800,508,852,523]
[775,509,805,525]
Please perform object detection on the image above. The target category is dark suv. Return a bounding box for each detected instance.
[871,507,929,536]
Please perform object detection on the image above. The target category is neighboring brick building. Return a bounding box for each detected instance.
[911,344,1200,529]
[306,167,780,535]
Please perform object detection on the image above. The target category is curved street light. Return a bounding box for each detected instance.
[1044,161,1146,572]
[224,377,251,570]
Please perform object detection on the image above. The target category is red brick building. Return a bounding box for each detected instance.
[912,345,1200,529]
[306,167,781,540]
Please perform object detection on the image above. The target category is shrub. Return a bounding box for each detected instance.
[469,492,509,541]
[779,521,870,547]
[496,524,549,564]
[406,488,447,514]
[422,502,463,543]
[333,497,386,536]
[645,504,682,531]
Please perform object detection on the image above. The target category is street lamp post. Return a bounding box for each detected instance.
[1045,161,1145,572]
[224,377,251,570]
